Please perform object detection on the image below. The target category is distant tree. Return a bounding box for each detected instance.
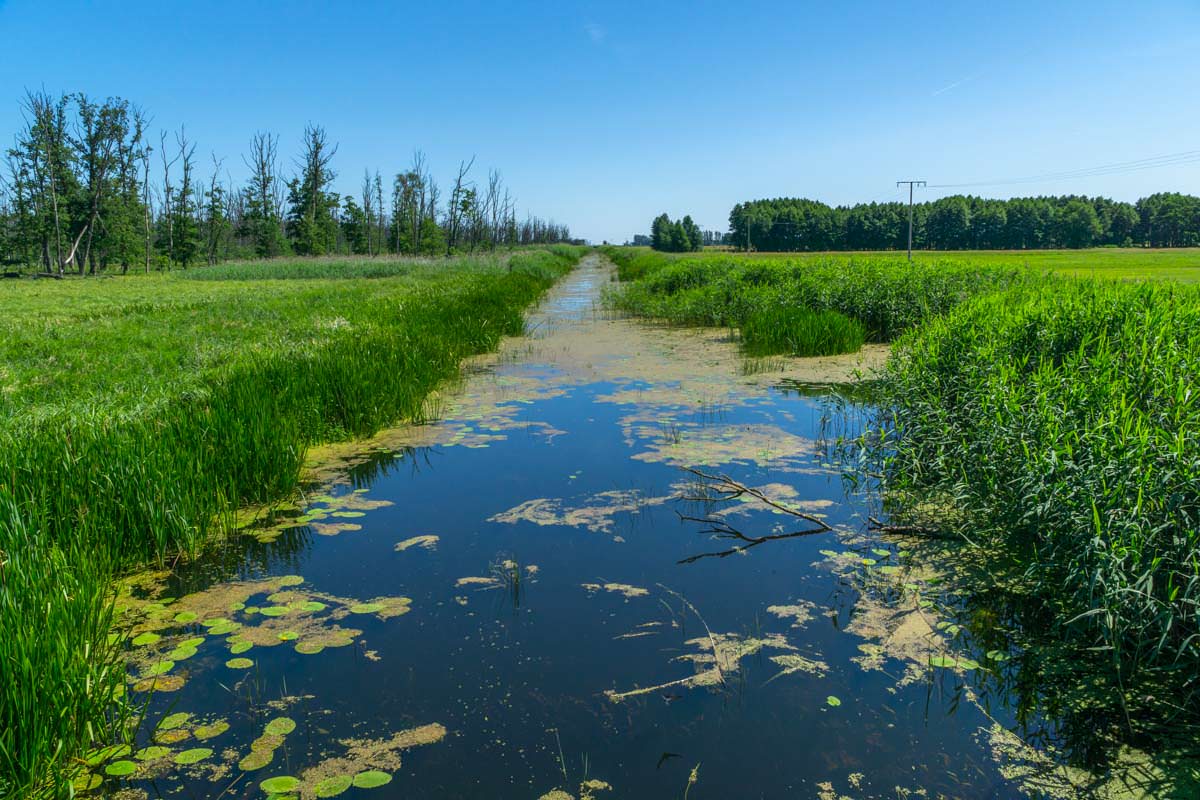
[286,125,339,255]
[242,132,287,257]
[1056,199,1102,248]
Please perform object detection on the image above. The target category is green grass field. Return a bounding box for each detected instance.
[694,246,1200,281]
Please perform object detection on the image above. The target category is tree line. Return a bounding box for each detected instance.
[645,213,725,252]
[725,193,1200,252]
[0,91,573,274]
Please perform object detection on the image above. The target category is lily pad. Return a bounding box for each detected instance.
[929,654,980,670]
[352,771,392,789]
[261,606,290,617]
[295,641,325,655]
[871,548,891,558]
[299,601,327,612]
[145,660,175,676]
[174,748,212,765]
[131,632,161,647]
[225,657,254,669]
[826,695,842,707]
[239,750,274,771]
[135,746,171,761]
[201,617,230,628]
[348,602,384,614]
[265,717,296,736]
[84,744,131,765]
[208,621,242,635]
[160,712,191,730]
[173,611,199,624]
[168,645,199,661]
[73,772,102,791]
[194,720,230,740]
[314,775,354,797]
[230,641,253,655]
[277,575,305,586]
[277,631,299,641]
[260,776,301,794]
[105,760,138,777]
[179,637,205,648]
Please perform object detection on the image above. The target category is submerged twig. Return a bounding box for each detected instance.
[676,467,832,563]
[657,584,724,686]
[867,515,951,538]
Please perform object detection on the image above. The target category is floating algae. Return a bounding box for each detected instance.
[394,535,440,552]
[766,601,817,629]
[606,632,795,702]
[581,582,649,599]
[291,723,447,800]
[489,489,674,535]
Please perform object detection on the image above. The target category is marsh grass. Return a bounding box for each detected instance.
[739,306,865,357]
[0,246,586,797]
[877,276,1200,746]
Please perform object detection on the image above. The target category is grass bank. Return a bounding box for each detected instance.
[0,245,586,797]
[604,244,1200,773]
[879,277,1200,747]
[602,246,1018,343]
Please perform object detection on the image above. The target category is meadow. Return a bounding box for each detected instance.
[695,245,1200,281]
[604,244,1200,763]
[0,246,585,797]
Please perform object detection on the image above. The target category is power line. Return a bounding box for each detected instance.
[928,149,1200,189]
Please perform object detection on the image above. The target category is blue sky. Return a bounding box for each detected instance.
[2,0,1198,243]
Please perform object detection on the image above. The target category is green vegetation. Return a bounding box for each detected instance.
[725,193,1200,251]
[606,243,1200,763]
[603,246,1017,343]
[739,307,865,357]
[649,213,704,252]
[0,245,585,798]
[879,277,1200,742]
[0,91,573,274]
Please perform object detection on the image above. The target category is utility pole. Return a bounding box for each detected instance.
[896,180,926,261]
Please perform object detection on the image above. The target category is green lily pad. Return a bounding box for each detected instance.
[260,776,301,794]
[352,770,392,789]
[229,601,246,611]
[131,632,161,647]
[265,717,296,736]
[135,746,171,761]
[201,617,230,628]
[174,748,212,765]
[986,649,1010,662]
[239,749,274,771]
[332,511,365,518]
[179,637,205,648]
[145,660,175,676]
[160,712,191,730]
[929,654,980,670]
[348,602,384,614]
[225,657,254,669]
[277,631,299,641]
[276,575,305,587]
[207,621,242,635]
[194,720,230,740]
[261,606,290,617]
[173,611,198,624]
[314,775,353,797]
[230,641,253,655]
[860,558,877,566]
[299,601,327,612]
[295,641,325,655]
[73,772,103,791]
[825,695,842,707]
[168,645,199,661]
[105,760,138,777]
[871,548,891,557]
[84,744,131,765]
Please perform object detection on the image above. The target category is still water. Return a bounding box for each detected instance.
[99,257,1049,799]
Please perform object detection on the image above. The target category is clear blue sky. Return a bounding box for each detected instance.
[2,0,1197,243]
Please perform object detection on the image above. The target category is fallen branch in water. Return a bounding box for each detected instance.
[867,516,955,539]
[676,467,833,564]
